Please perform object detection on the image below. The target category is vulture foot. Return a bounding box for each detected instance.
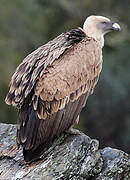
[65,128,82,135]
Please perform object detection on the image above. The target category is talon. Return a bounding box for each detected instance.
[65,128,81,135]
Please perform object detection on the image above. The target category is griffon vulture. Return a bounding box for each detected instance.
[5,15,120,162]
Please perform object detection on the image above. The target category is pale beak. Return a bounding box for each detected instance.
[104,21,121,32]
[112,23,121,31]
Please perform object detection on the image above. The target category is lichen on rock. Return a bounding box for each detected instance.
[0,123,129,180]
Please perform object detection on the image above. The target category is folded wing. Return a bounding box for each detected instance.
[5,28,102,162]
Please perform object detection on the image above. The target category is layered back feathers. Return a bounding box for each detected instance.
[5,29,86,108]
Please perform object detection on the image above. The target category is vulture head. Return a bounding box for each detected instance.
[83,15,120,46]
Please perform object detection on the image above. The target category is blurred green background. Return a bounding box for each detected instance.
[0,0,130,153]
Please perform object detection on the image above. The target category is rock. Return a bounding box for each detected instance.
[0,123,129,180]
[96,147,130,180]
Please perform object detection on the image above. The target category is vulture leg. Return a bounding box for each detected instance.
[65,128,81,135]
[65,116,81,135]
[75,115,80,125]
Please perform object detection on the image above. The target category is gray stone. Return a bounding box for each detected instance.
[0,123,129,180]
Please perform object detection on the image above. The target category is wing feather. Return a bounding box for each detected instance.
[35,37,102,120]
[5,28,86,108]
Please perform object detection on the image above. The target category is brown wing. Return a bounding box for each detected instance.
[5,28,86,108]
[20,37,102,162]
[35,38,102,118]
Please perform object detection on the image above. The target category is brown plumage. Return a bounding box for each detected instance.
[5,15,120,162]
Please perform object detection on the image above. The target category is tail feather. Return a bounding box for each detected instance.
[23,142,48,163]
[17,93,89,163]
[17,102,40,151]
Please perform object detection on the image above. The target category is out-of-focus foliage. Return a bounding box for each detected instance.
[0,0,130,152]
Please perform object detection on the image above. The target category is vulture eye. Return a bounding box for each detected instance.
[102,21,107,25]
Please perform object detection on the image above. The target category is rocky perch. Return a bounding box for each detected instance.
[0,123,130,180]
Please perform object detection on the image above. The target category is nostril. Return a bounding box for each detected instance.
[111,21,115,25]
